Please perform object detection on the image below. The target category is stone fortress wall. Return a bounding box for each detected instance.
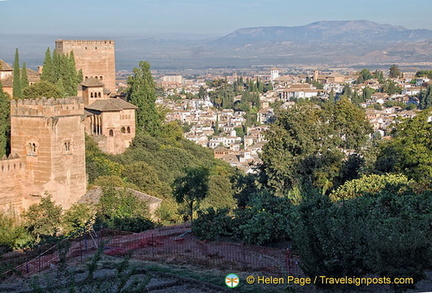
[0,155,24,213]
[0,97,87,212]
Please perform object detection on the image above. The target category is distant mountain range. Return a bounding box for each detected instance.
[2,20,432,69]
[212,20,432,45]
[203,20,432,66]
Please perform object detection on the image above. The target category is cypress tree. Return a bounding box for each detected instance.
[55,79,65,97]
[52,51,61,84]
[127,61,161,135]
[0,80,10,157]
[41,48,53,83]
[77,69,83,84]
[12,48,22,98]
[21,62,29,91]
[67,52,78,95]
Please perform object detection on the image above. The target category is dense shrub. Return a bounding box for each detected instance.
[192,208,233,241]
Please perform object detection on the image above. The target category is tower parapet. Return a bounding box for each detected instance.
[11,97,84,117]
[0,154,24,174]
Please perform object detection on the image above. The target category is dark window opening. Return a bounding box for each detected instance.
[64,141,71,152]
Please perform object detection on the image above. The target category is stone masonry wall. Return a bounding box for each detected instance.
[55,40,116,94]
[10,97,87,210]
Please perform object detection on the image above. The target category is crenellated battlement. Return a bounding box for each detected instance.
[11,97,84,117]
[0,154,24,174]
[55,39,114,47]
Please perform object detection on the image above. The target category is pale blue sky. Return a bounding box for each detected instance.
[1,0,432,37]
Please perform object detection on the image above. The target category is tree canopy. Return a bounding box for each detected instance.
[22,81,63,99]
[40,48,82,96]
[375,109,432,184]
[0,80,10,157]
[260,99,372,195]
[127,61,162,135]
[173,166,210,222]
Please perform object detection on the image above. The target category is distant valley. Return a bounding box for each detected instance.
[2,20,432,70]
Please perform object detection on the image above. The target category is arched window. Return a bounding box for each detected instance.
[64,141,71,152]
[100,76,103,80]
[98,92,101,98]
[28,142,37,155]
[90,92,94,98]
[95,76,98,80]
[109,129,114,137]
[127,126,131,134]
[121,127,126,133]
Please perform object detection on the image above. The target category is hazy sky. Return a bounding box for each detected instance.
[1,0,432,37]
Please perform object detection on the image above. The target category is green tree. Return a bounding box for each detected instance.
[40,49,80,96]
[23,195,63,240]
[40,48,53,83]
[261,100,372,195]
[375,109,432,184]
[173,166,210,222]
[389,64,401,78]
[22,81,63,99]
[12,48,22,98]
[127,61,161,135]
[362,86,373,102]
[380,79,401,95]
[21,62,29,91]
[373,70,385,83]
[0,80,10,157]
[330,173,413,201]
[329,88,335,102]
[198,86,206,99]
[293,189,432,290]
[0,212,31,251]
[62,203,95,236]
[418,85,432,109]
[357,69,373,83]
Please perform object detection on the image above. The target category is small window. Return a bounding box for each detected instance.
[95,76,98,80]
[109,129,114,137]
[121,127,126,133]
[27,142,37,155]
[98,92,101,98]
[64,141,71,152]
[127,126,131,134]
[100,76,103,80]
[90,92,94,98]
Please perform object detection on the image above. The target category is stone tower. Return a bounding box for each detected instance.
[55,40,116,94]
[10,97,87,210]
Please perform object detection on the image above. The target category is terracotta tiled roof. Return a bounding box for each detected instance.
[85,98,137,112]
[0,60,13,71]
